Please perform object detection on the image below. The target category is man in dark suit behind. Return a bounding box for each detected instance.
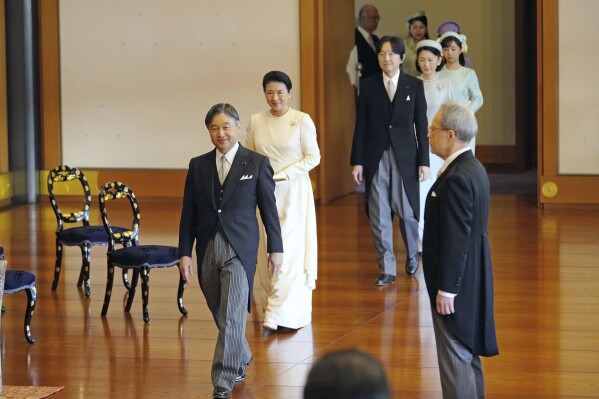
[350,36,429,286]
[423,102,498,398]
[178,103,283,399]
[346,5,381,88]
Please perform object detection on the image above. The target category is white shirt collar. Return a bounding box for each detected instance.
[216,141,240,165]
[357,25,372,42]
[438,147,471,177]
[383,70,400,88]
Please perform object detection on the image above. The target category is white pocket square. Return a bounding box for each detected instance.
[431,191,437,197]
[240,174,253,180]
[406,95,411,101]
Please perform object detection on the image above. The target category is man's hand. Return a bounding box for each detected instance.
[419,166,430,182]
[436,293,455,315]
[179,256,193,285]
[352,165,363,185]
[268,252,283,279]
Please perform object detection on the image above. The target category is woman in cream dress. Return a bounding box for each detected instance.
[245,71,320,334]
[416,40,455,251]
[438,31,483,153]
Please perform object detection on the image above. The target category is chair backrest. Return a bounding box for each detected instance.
[47,165,92,232]
[98,182,140,252]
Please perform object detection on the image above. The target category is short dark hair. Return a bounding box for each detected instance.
[415,46,444,73]
[440,36,466,66]
[303,349,391,399]
[408,15,429,40]
[262,70,292,91]
[204,103,240,128]
[376,36,405,57]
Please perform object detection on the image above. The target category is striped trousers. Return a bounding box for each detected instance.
[201,229,252,389]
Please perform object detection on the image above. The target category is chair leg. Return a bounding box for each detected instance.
[78,244,92,297]
[141,267,150,323]
[177,269,188,316]
[122,269,131,290]
[25,285,37,344]
[101,261,116,317]
[52,241,63,291]
[124,269,139,312]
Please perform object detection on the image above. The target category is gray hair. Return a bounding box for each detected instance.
[438,102,478,143]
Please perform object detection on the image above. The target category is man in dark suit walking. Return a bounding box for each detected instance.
[178,103,283,399]
[350,36,429,286]
[423,102,498,398]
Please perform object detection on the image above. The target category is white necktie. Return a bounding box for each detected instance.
[219,155,228,184]
[387,79,396,101]
[367,35,376,52]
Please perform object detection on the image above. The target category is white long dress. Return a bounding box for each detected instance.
[418,75,455,251]
[438,65,483,152]
[245,108,320,329]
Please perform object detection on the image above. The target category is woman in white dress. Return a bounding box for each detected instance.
[245,71,321,334]
[416,39,456,251]
[438,31,483,152]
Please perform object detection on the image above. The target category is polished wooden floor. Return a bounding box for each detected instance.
[1,192,599,398]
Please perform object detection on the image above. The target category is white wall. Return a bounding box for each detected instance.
[59,0,300,169]
[354,0,516,147]
[558,0,599,174]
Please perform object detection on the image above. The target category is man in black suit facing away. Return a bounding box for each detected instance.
[423,102,498,398]
[350,36,429,286]
[178,103,283,399]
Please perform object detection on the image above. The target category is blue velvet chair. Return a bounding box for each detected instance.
[98,181,187,323]
[1,252,36,343]
[48,165,132,296]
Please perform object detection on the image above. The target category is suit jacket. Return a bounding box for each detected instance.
[178,144,283,311]
[350,72,429,219]
[422,151,498,357]
[355,28,381,80]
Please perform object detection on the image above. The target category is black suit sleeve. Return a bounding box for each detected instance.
[178,161,197,257]
[437,173,473,294]
[256,156,284,254]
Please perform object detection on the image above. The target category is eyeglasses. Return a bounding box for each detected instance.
[427,125,447,132]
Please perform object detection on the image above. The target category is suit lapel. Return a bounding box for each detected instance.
[220,144,251,206]
[431,151,473,192]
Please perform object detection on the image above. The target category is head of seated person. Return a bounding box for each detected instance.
[303,348,391,399]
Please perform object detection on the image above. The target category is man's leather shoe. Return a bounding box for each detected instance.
[375,273,396,286]
[213,386,231,398]
[235,363,246,382]
[405,261,419,276]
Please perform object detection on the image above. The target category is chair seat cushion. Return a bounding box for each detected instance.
[4,270,36,293]
[111,245,179,269]
[58,225,129,246]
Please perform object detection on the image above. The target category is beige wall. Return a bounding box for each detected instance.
[355,0,516,147]
[557,0,599,175]
[59,0,301,169]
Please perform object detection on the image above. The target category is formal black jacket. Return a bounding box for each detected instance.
[178,144,283,311]
[422,150,498,357]
[350,72,429,219]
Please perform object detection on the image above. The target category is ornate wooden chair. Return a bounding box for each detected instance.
[0,254,36,344]
[98,181,187,323]
[48,165,131,296]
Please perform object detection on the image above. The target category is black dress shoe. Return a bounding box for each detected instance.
[405,261,419,276]
[213,386,231,398]
[235,363,246,382]
[375,273,396,286]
